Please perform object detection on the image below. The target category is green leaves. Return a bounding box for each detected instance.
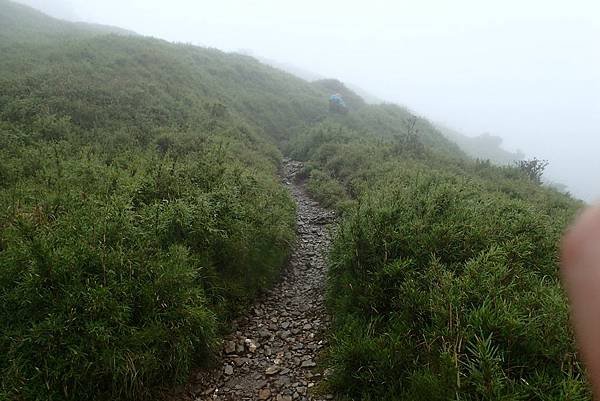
[0,129,296,399]
[310,128,586,400]
[0,61,299,401]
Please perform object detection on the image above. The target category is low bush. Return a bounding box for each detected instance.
[327,174,585,400]
[0,128,296,400]
[288,119,587,400]
[305,169,348,209]
[0,10,324,398]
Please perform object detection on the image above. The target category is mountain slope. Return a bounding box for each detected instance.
[0,3,311,400]
[0,37,328,144]
[436,123,525,165]
[0,2,586,401]
[0,0,133,42]
[0,0,462,156]
[287,107,586,400]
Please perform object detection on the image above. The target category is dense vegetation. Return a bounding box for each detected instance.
[0,123,297,400]
[288,119,586,399]
[0,1,588,400]
[0,2,330,399]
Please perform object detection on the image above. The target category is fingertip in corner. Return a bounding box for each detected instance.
[561,205,600,270]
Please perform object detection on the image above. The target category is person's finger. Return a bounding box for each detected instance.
[561,205,600,396]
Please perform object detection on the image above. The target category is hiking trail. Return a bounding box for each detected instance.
[173,159,335,401]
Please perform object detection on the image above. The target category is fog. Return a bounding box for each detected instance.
[17,0,600,201]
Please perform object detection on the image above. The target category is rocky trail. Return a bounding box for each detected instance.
[173,159,336,401]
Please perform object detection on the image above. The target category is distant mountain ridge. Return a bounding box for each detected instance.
[0,0,135,42]
[435,123,525,165]
[239,50,385,104]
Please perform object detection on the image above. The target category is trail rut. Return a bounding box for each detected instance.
[174,159,335,401]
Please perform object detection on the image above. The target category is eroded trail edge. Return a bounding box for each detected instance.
[182,159,335,401]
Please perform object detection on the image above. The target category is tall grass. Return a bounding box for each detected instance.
[0,12,307,398]
[288,121,588,400]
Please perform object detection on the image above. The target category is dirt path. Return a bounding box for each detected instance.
[175,159,335,401]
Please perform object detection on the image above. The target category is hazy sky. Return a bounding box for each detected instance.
[17,0,600,201]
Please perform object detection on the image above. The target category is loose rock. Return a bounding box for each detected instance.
[265,365,280,376]
[258,388,271,400]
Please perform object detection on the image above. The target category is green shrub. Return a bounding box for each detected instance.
[326,171,586,400]
[286,110,586,400]
[0,19,305,396]
[0,131,296,399]
[305,169,348,209]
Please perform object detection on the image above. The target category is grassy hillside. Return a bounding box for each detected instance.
[0,1,587,400]
[0,40,329,145]
[0,3,322,399]
[288,117,586,400]
[0,0,133,42]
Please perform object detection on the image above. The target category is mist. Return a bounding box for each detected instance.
[16,0,600,201]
